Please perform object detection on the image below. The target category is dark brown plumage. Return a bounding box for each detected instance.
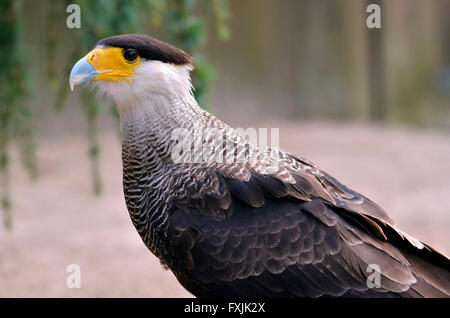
[163,169,450,297]
[97,33,192,65]
[120,107,450,297]
[72,34,450,298]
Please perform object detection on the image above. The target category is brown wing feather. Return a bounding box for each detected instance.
[167,164,450,297]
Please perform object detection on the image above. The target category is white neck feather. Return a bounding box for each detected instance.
[95,60,195,117]
[94,60,207,142]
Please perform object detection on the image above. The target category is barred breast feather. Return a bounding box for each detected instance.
[121,96,449,298]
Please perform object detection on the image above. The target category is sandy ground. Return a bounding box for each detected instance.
[0,121,449,297]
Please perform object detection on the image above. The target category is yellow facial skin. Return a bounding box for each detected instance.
[85,47,141,82]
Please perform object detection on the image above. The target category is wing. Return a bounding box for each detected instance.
[165,156,450,298]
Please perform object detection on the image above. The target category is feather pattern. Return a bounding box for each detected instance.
[119,95,449,297]
[92,34,450,298]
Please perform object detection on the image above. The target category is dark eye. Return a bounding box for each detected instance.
[123,49,138,62]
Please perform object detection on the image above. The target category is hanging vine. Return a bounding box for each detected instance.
[0,0,38,229]
[159,0,231,107]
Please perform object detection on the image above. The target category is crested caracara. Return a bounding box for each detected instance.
[70,34,450,298]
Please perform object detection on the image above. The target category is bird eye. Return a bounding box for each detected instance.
[123,49,138,62]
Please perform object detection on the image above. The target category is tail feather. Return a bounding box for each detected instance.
[365,216,450,297]
[405,249,450,297]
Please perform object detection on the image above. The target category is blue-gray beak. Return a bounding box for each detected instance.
[69,57,98,91]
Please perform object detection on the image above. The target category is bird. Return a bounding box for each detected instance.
[69,34,450,297]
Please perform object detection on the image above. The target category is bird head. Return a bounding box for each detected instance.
[69,34,193,106]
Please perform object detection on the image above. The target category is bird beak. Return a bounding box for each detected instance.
[69,56,98,91]
[70,47,138,91]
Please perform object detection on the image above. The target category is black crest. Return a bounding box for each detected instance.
[96,34,193,65]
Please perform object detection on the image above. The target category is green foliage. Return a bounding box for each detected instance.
[163,0,211,108]
[0,0,37,229]
[191,54,216,108]
[212,0,231,41]
[395,50,439,124]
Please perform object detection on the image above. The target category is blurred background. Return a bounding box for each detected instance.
[0,0,449,297]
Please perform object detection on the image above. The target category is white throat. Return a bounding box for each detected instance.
[94,60,207,143]
[95,60,195,117]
